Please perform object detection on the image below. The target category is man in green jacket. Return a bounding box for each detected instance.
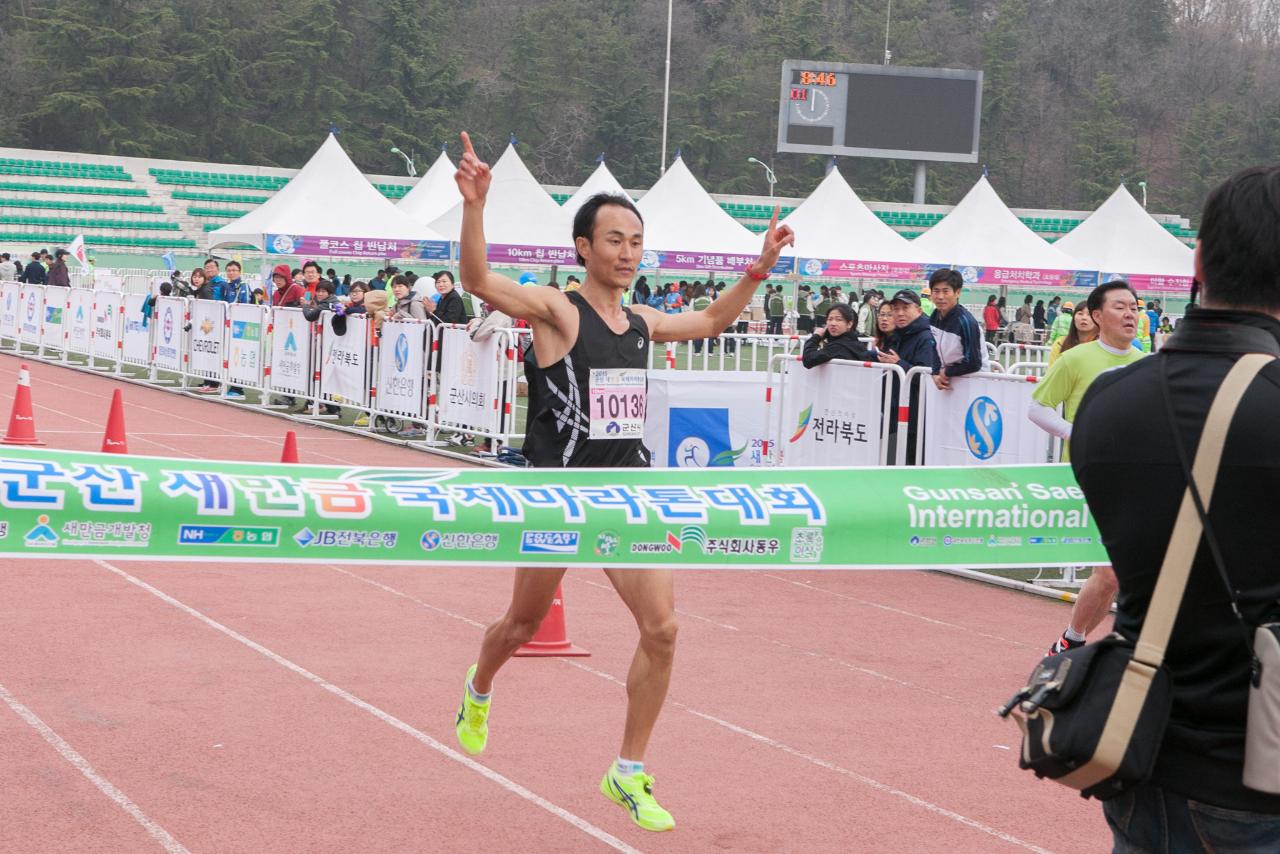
[766,286,785,335]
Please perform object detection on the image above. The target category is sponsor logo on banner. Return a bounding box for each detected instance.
[964,396,1002,460]
[178,524,280,546]
[285,331,298,353]
[24,515,59,548]
[909,535,938,547]
[943,535,984,546]
[520,531,580,555]
[293,527,397,548]
[668,408,739,467]
[60,520,151,548]
[630,526,706,554]
[394,333,409,371]
[419,529,499,551]
[45,306,62,324]
[271,234,297,254]
[802,258,824,276]
[790,404,812,443]
[987,535,1023,547]
[790,527,824,562]
[232,321,261,342]
[594,530,620,556]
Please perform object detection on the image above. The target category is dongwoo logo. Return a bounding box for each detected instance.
[394,333,409,372]
[964,395,1002,460]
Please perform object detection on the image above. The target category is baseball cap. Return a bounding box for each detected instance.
[518,272,539,286]
[1062,301,1074,310]
[889,289,921,306]
[921,286,931,296]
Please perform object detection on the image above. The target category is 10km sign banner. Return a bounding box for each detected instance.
[0,446,1108,570]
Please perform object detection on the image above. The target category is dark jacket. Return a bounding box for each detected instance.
[801,329,871,368]
[1072,305,1280,813]
[888,314,941,373]
[46,259,70,287]
[432,289,468,325]
[929,304,984,377]
[21,260,46,284]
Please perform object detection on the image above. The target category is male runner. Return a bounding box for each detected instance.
[450,131,794,832]
[1027,280,1144,653]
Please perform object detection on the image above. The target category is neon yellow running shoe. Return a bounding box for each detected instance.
[600,766,675,832]
[454,664,489,755]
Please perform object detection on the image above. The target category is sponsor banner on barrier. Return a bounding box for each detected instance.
[41,287,69,350]
[188,299,225,378]
[121,294,150,365]
[645,370,771,468]
[437,326,498,432]
[0,281,20,339]
[486,243,577,266]
[153,297,185,372]
[920,373,1051,466]
[19,286,44,345]
[66,289,93,355]
[227,304,267,387]
[0,447,1107,568]
[320,313,369,405]
[1102,272,1193,294]
[91,292,122,361]
[640,250,795,276]
[776,359,886,467]
[954,265,1098,289]
[797,258,925,280]
[377,320,427,416]
[264,233,450,262]
[270,308,311,395]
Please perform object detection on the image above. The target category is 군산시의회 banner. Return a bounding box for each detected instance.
[0,447,1107,569]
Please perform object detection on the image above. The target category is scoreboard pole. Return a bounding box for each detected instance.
[913,162,927,205]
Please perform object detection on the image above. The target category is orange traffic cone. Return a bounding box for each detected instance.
[280,430,299,463]
[101,389,128,454]
[514,584,590,657]
[2,363,45,446]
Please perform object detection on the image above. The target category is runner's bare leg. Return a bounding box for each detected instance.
[472,566,568,694]
[603,567,678,760]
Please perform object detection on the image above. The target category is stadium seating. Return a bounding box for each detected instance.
[0,157,131,181]
[171,190,271,204]
[0,199,163,214]
[0,215,179,231]
[0,231,195,249]
[187,207,249,219]
[0,181,148,197]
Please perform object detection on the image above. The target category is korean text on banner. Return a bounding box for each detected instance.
[19,286,45,346]
[227,304,267,387]
[0,281,21,340]
[121,293,151,365]
[91,291,122,362]
[187,299,225,379]
[319,313,369,406]
[41,286,69,351]
[645,370,771,468]
[152,297,185,372]
[0,446,1108,569]
[437,326,499,433]
[66,289,93,355]
[269,308,311,396]
[377,320,427,417]
[776,359,887,466]
[919,372,1050,465]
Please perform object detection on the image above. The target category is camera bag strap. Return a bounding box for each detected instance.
[1058,352,1273,792]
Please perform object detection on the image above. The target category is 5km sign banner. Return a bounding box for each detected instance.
[0,448,1107,569]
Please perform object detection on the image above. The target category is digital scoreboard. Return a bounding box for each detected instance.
[777,60,983,164]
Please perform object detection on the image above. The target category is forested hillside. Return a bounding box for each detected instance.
[1,0,1276,218]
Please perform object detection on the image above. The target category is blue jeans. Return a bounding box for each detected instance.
[1104,783,1280,853]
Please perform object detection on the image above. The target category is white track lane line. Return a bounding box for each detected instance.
[0,681,191,854]
[574,577,958,701]
[763,573,1041,649]
[330,567,1055,854]
[92,560,641,854]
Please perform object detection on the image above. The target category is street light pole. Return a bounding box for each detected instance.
[660,0,674,175]
[747,157,777,197]
[390,147,417,178]
[1138,180,1148,208]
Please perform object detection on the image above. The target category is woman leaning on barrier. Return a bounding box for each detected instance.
[802,303,871,368]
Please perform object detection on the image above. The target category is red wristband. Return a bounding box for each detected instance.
[745,267,770,281]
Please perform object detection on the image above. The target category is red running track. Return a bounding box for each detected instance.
[0,354,1110,853]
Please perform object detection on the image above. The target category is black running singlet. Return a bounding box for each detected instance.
[524,291,651,468]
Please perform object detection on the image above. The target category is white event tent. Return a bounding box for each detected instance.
[779,166,922,280]
[911,176,1082,288]
[429,144,574,266]
[1054,185,1194,288]
[560,160,630,222]
[635,156,763,273]
[206,134,448,259]
[396,149,463,227]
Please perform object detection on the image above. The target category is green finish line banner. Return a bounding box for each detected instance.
[0,448,1107,569]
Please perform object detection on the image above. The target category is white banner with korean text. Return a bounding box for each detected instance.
[376,320,428,417]
[187,299,225,378]
[319,313,370,405]
[917,371,1051,465]
[269,308,311,395]
[0,281,21,341]
[91,291,122,362]
[19,286,45,346]
[774,359,889,467]
[644,370,772,468]
[227,304,268,387]
[152,296,185,372]
[66,289,93,355]
[40,286,69,351]
[121,293,151,365]
[437,325,499,433]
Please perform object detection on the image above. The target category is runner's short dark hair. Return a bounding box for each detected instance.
[1087,279,1137,317]
[928,268,964,290]
[573,192,644,266]
[1198,164,1280,311]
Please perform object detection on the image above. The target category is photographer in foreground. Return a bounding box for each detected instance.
[1070,165,1280,849]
